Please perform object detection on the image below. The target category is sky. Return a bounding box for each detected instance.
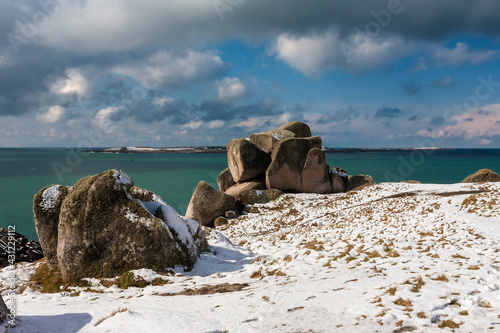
[0,0,500,148]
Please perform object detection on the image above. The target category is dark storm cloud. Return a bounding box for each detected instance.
[375,107,401,119]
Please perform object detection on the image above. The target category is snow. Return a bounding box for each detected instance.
[39,185,60,211]
[4,182,500,332]
[123,209,152,228]
[113,170,132,186]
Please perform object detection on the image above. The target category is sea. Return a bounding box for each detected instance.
[1,148,500,241]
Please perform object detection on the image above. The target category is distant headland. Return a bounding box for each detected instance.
[84,146,455,154]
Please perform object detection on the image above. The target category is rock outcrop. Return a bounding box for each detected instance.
[185,181,239,227]
[279,121,312,138]
[250,129,296,153]
[226,139,271,183]
[266,136,323,192]
[347,174,374,191]
[33,185,70,269]
[462,169,500,183]
[225,178,267,199]
[186,120,356,227]
[0,229,44,268]
[34,170,208,281]
[217,168,235,192]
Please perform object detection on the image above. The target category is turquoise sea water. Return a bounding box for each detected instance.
[1,148,499,241]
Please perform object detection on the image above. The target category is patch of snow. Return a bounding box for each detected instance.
[124,208,152,228]
[39,185,60,211]
[113,170,132,186]
[160,205,195,249]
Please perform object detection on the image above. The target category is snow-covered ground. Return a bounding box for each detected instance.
[1,182,499,333]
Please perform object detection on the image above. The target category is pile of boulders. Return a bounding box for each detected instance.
[186,121,374,227]
[0,229,43,268]
[33,169,208,281]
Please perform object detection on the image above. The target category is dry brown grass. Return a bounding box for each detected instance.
[417,311,427,319]
[95,307,127,326]
[438,319,461,329]
[433,274,449,282]
[394,297,412,307]
[411,276,425,293]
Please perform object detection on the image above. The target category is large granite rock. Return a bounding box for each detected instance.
[33,185,70,269]
[266,136,323,192]
[249,129,296,153]
[217,168,235,192]
[186,181,239,227]
[279,121,312,138]
[34,170,208,281]
[346,174,374,191]
[330,172,346,193]
[225,177,267,199]
[301,148,332,193]
[462,169,500,183]
[226,139,271,183]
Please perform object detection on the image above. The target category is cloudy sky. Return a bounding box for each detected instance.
[1,0,500,148]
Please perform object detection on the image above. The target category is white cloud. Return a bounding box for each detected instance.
[36,106,65,123]
[273,29,414,75]
[113,49,228,89]
[416,104,500,143]
[183,121,203,130]
[50,68,95,96]
[433,42,500,66]
[208,120,225,129]
[217,77,246,103]
[92,107,120,134]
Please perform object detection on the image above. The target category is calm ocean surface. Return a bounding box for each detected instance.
[1,148,499,241]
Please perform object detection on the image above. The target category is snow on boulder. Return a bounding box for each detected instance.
[249,128,295,153]
[33,169,208,281]
[33,185,71,269]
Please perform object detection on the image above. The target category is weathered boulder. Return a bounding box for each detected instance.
[462,169,500,183]
[266,136,322,192]
[186,181,239,227]
[225,210,236,219]
[238,189,269,205]
[34,170,208,281]
[217,168,235,192]
[347,174,374,191]
[301,148,332,193]
[225,177,267,199]
[226,139,271,183]
[263,189,285,201]
[33,185,70,269]
[214,217,229,227]
[249,129,296,153]
[330,172,346,193]
[279,121,312,138]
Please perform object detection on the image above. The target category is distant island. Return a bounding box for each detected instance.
[84,146,455,154]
